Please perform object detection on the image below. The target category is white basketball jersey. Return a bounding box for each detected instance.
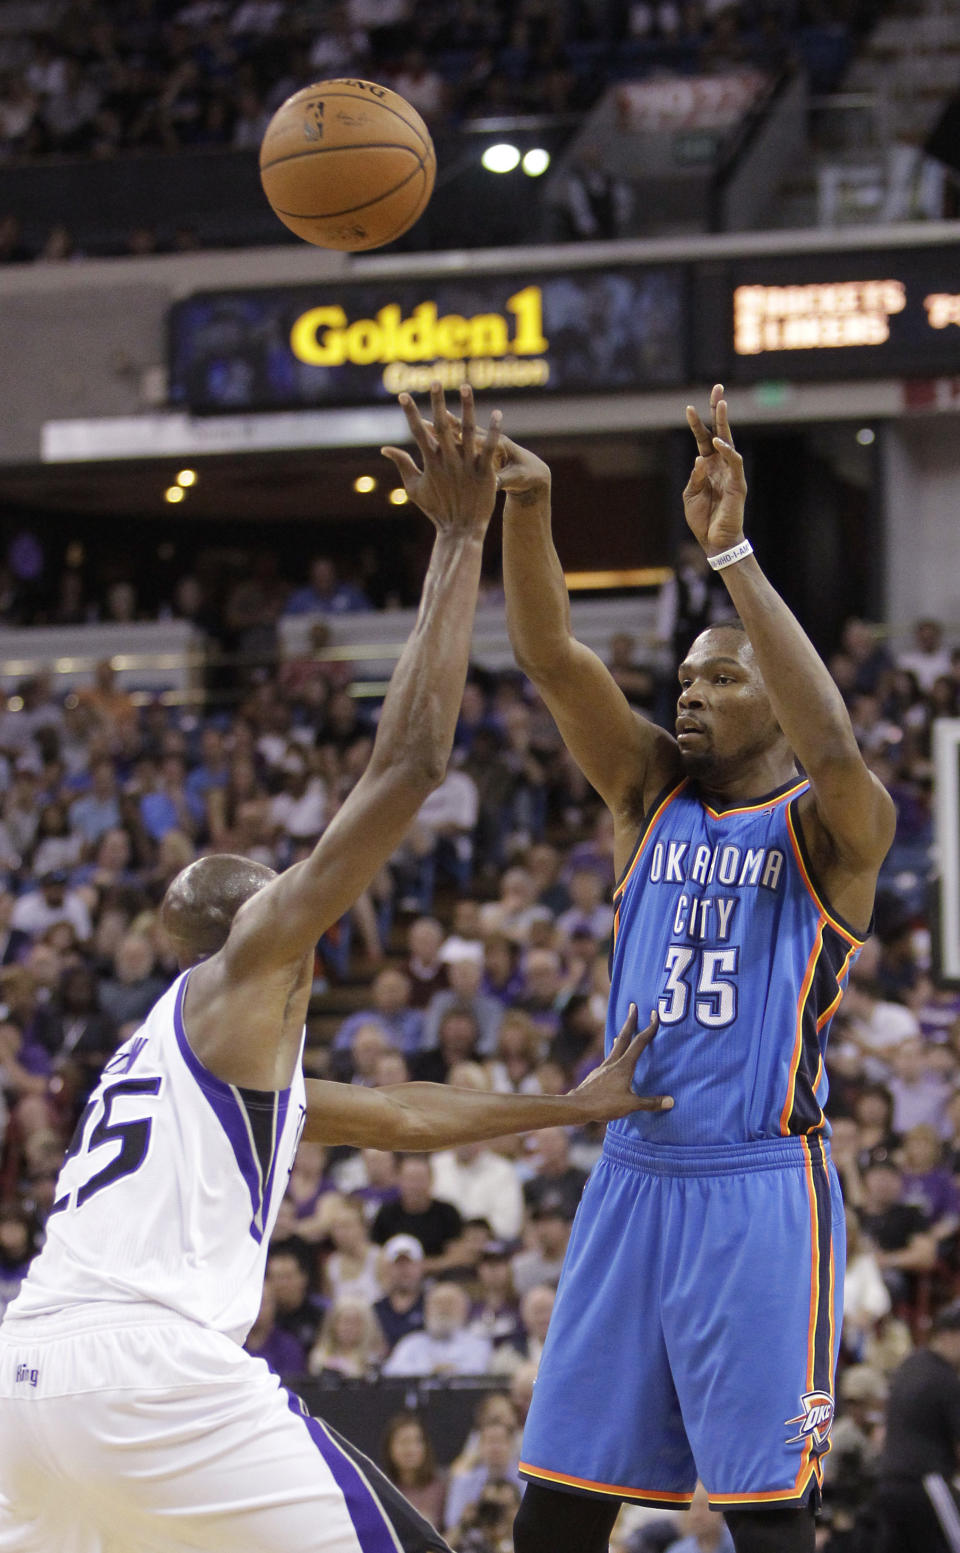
[5,970,307,1345]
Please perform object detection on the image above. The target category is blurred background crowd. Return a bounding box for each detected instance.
[0,0,957,1547]
[0,0,881,261]
[0,547,953,1550]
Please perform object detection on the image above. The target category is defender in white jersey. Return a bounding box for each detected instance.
[0,386,671,1553]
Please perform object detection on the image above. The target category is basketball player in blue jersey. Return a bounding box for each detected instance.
[499,386,896,1553]
[0,385,671,1553]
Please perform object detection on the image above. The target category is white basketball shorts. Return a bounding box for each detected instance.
[0,1307,450,1553]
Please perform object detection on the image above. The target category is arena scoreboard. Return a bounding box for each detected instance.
[692,245,960,385]
[168,242,960,414]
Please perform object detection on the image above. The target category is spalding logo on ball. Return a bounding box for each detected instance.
[259,79,436,252]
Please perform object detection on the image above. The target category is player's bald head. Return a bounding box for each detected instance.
[160,854,276,966]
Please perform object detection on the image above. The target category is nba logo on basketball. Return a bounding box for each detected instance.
[784,1391,834,1447]
[303,102,324,141]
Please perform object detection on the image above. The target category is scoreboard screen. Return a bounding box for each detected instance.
[168,240,960,413]
[693,245,960,384]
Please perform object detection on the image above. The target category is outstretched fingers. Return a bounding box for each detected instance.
[458,383,476,451]
[450,387,503,471]
[624,1010,673,1110]
[607,1002,639,1061]
[713,391,735,449]
[399,391,438,462]
[429,380,457,456]
[380,446,420,488]
[623,1008,659,1062]
[711,437,746,486]
[479,405,503,471]
[683,456,709,498]
[687,384,729,456]
[686,404,714,458]
[405,386,502,471]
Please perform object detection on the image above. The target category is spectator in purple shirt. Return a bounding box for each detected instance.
[481,933,523,1006]
[0,968,54,1087]
[900,1123,960,1250]
[244,1277,306,1377]
[280,1139,337,1243]
[887,1038,953,1137]
[265,1239,326,1354]
[906,973,960,1046]
[340,1148,400,1224]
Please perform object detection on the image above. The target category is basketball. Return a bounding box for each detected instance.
[259,79,436,252]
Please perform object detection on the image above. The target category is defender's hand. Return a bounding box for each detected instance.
[571,1005,673,1121]
[683,384,748,557]
[496,432,551,504]
[381,382,501,536]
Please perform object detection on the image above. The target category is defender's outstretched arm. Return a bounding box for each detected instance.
[303,1006,671,1147]
[223,383,501,979]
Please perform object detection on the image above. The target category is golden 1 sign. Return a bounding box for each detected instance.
[288,284,550,393]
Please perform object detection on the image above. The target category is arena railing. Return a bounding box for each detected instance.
[0,588,668,707]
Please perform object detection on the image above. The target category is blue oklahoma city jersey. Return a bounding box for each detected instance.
[520,773,858,1510]
[607,776,865,1147]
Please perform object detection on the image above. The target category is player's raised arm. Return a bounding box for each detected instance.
[302,1006,672,1148]
[220,383,501,975]
[499,434,680,851]
[683,385,895,931]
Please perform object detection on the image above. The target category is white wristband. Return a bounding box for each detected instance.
[707,539,753,572]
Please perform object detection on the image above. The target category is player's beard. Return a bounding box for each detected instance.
[678,743,725,782]
[679,723,786,785]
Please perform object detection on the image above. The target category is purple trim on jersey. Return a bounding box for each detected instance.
[173,972,271,1243]
[286,1393,397,1553]
[261,1085,290,1234]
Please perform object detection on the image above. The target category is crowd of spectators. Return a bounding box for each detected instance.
[0,0,880,261]
[0,544,432,637]
[0,577,957,1548]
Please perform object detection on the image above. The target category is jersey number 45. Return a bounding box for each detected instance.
[48,1076,162,1217]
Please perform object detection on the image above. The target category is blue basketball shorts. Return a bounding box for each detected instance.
[519,1131,844,1512]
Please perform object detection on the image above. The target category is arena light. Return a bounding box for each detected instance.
[164,485,185,504]
[481,143,521,174]
[176,468,197,487]
[522,148,551,177]
[565,566,673,591]
[353,475,377,493]
[388,487,409,506]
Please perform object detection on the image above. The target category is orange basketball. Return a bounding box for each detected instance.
[259,79,436,252]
